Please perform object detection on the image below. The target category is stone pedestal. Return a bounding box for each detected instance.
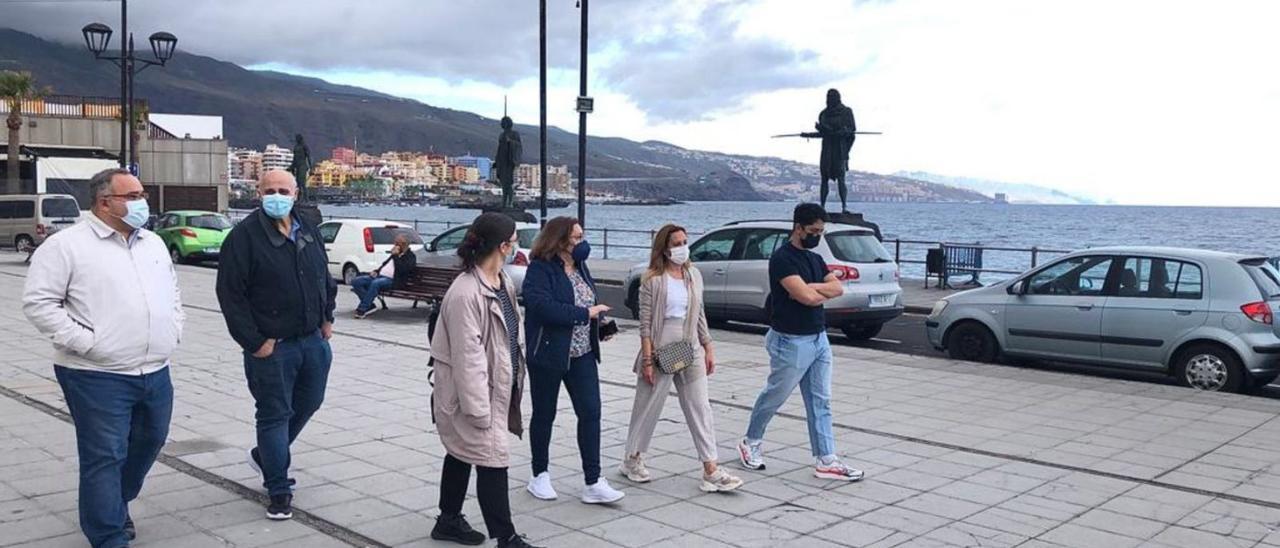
[293,202,324,228]
[482,206,536,224]
[828,211,882,241]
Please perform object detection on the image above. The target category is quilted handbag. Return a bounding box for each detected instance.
[654,340,696,374]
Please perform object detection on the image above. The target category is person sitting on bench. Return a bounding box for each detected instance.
[352,233,417,318]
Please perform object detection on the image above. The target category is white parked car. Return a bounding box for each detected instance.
[418,222,539,296]
[317,219,426,284]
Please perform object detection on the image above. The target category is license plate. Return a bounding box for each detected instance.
[869,293,894,308]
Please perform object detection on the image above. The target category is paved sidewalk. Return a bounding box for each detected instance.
[3,252,1280,547]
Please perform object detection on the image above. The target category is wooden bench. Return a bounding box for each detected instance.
[377,265,463,311]
[925,244,985,289]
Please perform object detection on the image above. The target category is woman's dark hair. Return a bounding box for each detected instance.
[457,212,516,270]
[529,216,579,262]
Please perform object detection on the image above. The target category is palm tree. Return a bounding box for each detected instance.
[1,71,49,195]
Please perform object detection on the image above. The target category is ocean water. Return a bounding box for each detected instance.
[320,202,1280,278]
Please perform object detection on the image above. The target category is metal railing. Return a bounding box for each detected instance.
[889,238,1071,278]
[4,94,147,120]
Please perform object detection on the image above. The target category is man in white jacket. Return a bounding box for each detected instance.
[23,168,183,548]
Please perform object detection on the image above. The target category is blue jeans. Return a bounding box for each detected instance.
[529,351,602,485]
[745,330,836,458]
[243,331,332,496]
[351,275,394,312]
[56,366,173,548]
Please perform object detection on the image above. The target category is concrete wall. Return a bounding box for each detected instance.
[13,114,229,212]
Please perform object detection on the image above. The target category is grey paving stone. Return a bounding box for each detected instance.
[1039,523,1144,548]
[582,514,684,548]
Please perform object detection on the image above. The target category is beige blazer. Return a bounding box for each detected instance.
[633,265,712,372]
[430,268,526,468]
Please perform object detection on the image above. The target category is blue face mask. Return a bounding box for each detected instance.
[262,194,294,220]
[571,240,591,264]
[121,199,150,229]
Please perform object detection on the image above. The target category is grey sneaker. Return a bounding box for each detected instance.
[619,454,652,483]
[738,439,765,470]
[700,469,744,492]
[815,459,865,482]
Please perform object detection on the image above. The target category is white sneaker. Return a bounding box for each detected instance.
[526,472,558,500]
[738,439,765,470]
[619,454,652,483]
[581,478,625,504]
[700,469,744,493]
[815,458,865,482]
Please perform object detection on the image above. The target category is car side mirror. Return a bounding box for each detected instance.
[1008,280,1027,296]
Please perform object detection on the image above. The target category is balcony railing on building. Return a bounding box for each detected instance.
[3,94,148,121]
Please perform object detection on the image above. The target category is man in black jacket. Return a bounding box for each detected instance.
[351,232,417,318]
[215,170,337,521]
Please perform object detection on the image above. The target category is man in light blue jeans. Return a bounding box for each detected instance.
[738,203,863,481]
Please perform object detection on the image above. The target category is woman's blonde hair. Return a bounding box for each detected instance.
[645,224,688,280]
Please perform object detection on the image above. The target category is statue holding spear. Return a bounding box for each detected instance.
[773,88,880,213]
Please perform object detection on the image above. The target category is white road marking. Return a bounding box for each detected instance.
[870,337,902,345]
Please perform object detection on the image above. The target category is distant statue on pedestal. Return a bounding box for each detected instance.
[494,115,523,210]
[289,133,314,203]
[816,89,856,213]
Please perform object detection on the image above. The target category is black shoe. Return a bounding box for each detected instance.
[498,534,543,548]
[123,515,136,541]
[266,494,293,520]
[431,513,485,545]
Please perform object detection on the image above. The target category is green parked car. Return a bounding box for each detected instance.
[154,210,232,264]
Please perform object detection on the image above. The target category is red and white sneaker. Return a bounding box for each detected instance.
[738,439,765,470]
[815,459,864,482]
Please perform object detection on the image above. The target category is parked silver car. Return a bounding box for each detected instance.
[625,220,904,340]
[417,222,539,296]
[926,247,1280,392]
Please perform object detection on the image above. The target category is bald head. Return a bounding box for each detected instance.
[258,170,297,199]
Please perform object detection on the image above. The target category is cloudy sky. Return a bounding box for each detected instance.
[10,0,1280,206]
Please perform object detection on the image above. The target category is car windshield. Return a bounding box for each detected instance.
[188,214,232,230]
[41,198,79,218]
[518,228,539,249]
[369,227,424,245]
[826,231,893,263]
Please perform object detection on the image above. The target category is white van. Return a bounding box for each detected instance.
[0,194,82,251]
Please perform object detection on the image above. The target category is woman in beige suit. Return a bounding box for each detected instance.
[620,224,743,492]
[429,212,540,548]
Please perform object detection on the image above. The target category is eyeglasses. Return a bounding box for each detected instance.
[262,188,293,196]
[105,192,148,201]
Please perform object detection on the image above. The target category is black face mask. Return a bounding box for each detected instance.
[801,233,821,249]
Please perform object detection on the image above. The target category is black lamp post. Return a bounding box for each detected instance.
[575,0,591,227]
[81,8,177,172]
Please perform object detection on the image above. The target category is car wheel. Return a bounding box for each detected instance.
[342,263,359,285]
[169,246,184,264]
[841,323,883,341]
[14,235,34,253]
[1175,343,1247,393]
[945,321,999,363]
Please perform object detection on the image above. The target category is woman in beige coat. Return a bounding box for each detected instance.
[429,213,540,548]
[620,224,743,492]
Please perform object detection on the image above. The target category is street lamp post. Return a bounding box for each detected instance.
[575,0,590,226]
[81,8,177,172]
[539,0,547,227]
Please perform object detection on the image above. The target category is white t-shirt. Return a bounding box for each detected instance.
[664,274,689,319]
[378,259,396,278]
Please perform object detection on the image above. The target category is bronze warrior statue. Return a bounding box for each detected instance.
[493,116,522,209]
[816,89,856,213]
[288,133,314,203]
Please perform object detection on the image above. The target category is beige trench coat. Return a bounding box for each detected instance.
[430,268,526,469]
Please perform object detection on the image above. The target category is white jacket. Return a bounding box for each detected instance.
[23,213,183,375]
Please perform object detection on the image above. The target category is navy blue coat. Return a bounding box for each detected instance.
[522,256,600,371]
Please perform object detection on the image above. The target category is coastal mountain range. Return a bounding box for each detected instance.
[2,28,996,203]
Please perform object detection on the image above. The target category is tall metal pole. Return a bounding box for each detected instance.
[127,33,136,174]
[538,0,547,226]
[576,0,588,226]
[118,0,128,168]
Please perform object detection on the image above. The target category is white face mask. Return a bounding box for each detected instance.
[668,244,690,265]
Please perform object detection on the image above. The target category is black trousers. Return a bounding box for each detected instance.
[439,454,515,540]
